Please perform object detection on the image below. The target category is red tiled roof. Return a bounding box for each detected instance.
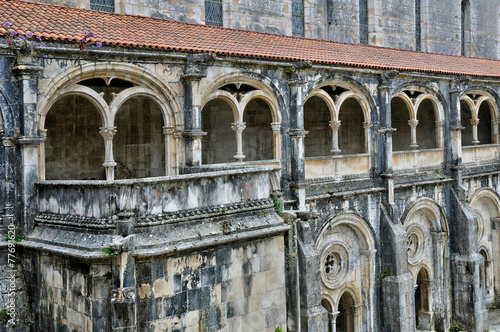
[1,0,500,78]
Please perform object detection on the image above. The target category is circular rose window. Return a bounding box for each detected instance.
[320,243,349,289]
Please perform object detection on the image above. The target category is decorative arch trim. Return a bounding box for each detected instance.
[402,198,448,233]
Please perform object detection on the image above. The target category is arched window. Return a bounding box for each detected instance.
[205,0,223,26]
[359,0,368,44]
[292,0,305,37]
[90,0,114,12]
[415,0,421,51]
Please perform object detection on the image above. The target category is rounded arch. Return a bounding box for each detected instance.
[39,84,109,128]
[462,87,500,120]
[200,72,282,123]
[469,187,500,215]
[411,264,433,283]
[391,82,448,112]
[201,90,240,122]
[336,287,360,308]
[38,61,181,129]
[392,92,416,119]
[403,198,448,233]
[109,86,174,127]
[240,90,279,122]
[414,94,444,122]
[305,89,336,120]
[304,78,374,124]
[316,212,376,252]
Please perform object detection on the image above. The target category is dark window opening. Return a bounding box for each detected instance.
[206,0,223,26]
[415,0,421,51]
[292,0,305,37]
[359,0,368,44]
[90,0,114,12]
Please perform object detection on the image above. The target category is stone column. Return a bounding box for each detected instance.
[182,73,207,167]
[12,56,43,233]
[163,126,178,176]
[471,118,480,145]
[435,121,444,149]
[431,231,450,331]
[100,126,117,181]
[329,311,340,332]
[449,86,464,185]
[231,121,246,162]
[363,121,372,153]
[329,120,341,154]
[1,137,16,231]
[288,79,308,210]
[408,119,419,149]
[271,122,281,160]
[378,75,396,204]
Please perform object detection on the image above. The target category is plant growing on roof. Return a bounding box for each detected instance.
[2,21,47,58]
[78,29,102,50]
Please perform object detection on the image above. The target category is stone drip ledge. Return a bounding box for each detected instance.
[21,209,286,259]
[34,198,274,229]
[36,165,280,187]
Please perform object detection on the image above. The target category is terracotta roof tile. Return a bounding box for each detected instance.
[1,0,500,78]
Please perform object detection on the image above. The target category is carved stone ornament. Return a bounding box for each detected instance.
[99,126,117,140]
[406,224,425,265]
[320,243,349,289]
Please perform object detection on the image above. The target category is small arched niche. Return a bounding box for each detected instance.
[391,96,411,151]
[416,99,437,149]
[338,98,365,154]
[304,96,332,157]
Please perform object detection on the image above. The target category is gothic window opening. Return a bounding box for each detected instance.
[416,99,437,149]
[415,0,421,51]
[90,0,114,12]
[292,0,305,37]
[460,100,473,146]
[337,292,355,332]
[359,0,368,44]
[205,0,223,26]
[338,98,365,154]
[391,97,411,151]
[477,102,493,144]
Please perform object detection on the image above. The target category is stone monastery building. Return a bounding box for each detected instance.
[1,0,500,331]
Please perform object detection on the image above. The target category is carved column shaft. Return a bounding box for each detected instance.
[182,76,206,166]
[329,120,341,154]
[470,118,480,145]
[100,126,117,181]
[232,121,246,161]
[408,119,419,149]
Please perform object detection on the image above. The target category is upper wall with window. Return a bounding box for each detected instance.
[27,0,500,59]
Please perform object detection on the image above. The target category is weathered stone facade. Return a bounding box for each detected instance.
[1,1,500,332]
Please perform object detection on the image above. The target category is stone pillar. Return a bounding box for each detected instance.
[363,121,372,153]
[111,212,137,331]
[100,126,117,181]
[435,120,445,149]
[378,74,396,204]
[431,231,450,331]
[329,311,340,332]
[163,126,179,176]
[271,122,281,160]
[449,85,464,185]
[288,79,308,210]
[471,118,480,145]
[231,121,246,161]
[182,72,207,167]
[12,56,43,233]
[329,120,341,154]
[408,119,419,149]
[1,137,16,231]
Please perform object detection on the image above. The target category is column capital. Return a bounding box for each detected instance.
[288,129,309,138]
[329,120,341,130]
[287,79,306,87]
[231,121,246,132]
[162,126,176,136]
[470,118,480,126]
[435,121,445,128]
[408,119,419,128]
[182,129,207,139]
[271,122,281,131]
[100,126,117,140]
[363,121,373,129]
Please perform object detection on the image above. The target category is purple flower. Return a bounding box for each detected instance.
[20,36,25,40]
[95,41,102,48]
[36,35,42,41]
[3,21,11,27]
[87,31,95,38]
[27,32,33,37]
[43,54,48,58]
[9,30,17,36]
